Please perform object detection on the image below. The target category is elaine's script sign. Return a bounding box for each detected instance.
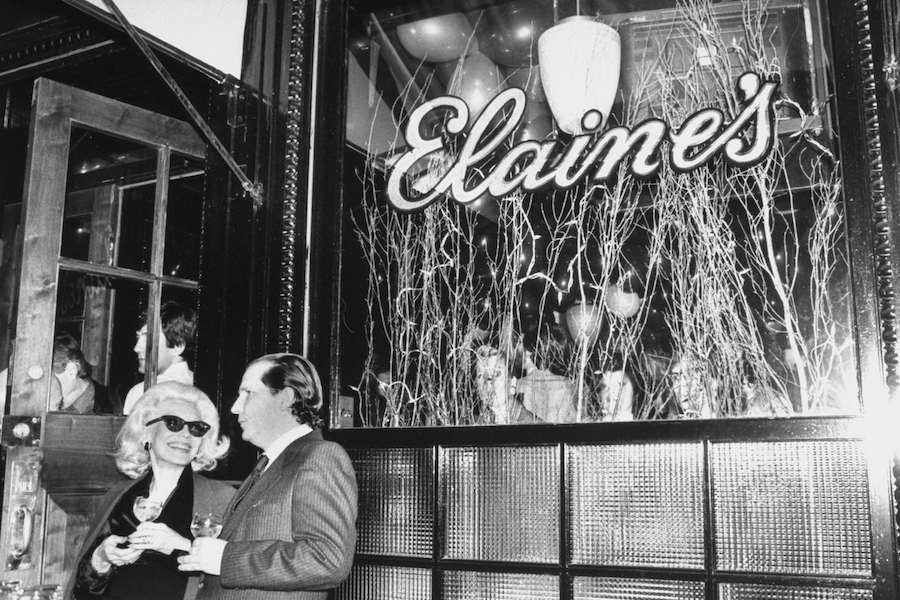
[386,72,777,212]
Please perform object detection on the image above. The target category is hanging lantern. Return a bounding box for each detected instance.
[537,16,621,135]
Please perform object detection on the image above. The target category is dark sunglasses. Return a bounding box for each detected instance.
[145,415,211,438]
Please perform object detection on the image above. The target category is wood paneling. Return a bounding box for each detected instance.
[42,413,126,491]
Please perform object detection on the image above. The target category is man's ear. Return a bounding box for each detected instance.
[171,342,186,357]
[64,361,78,379]
[277,387,295,412]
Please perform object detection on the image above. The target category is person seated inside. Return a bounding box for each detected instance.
[50,333,112,413]
[515,322,578,423]
[123,301,196,415]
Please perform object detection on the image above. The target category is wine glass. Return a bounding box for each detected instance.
[132,497,162,524]
[190,512,223,539]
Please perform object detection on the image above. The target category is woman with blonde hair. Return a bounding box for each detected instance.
[67,382,234,600]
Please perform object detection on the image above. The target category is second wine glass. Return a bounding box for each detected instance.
[190,512,223,539]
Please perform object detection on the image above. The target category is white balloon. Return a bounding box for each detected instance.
[397,13,477,63]
[604,283,641,318]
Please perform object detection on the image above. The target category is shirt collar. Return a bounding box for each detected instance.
[158,360,193,383]
[262,424,312,470]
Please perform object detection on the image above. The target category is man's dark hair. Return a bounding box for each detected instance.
[52,333,91,379]
[142,301,197,365]
[253,353,324,429]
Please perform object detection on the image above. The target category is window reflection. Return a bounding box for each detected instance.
[55,271,148,415]
[164,169,205,281]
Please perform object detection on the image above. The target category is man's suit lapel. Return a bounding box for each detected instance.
[221,458,285,538]
[221,431,323,538]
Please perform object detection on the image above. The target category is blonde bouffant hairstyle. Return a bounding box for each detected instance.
[115,381,230,479]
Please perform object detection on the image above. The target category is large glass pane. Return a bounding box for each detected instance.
[338,0,854,425]
[567,443,705,568]
[164,167,205,281]
[711,441,872,577]
[442,446,559,562]
[350,448,434,557]
[335,564,431,600]
[63,127,156,268]
[157,285,200,385]
[116,183,155,273]
[52,270,148,414]
[0,201,20,411]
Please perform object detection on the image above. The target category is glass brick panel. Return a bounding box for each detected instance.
[567,443,705,568]
[334,563,431,600]
[573,576,705,600]
[712,441,871,576]
[442,446,559,562]
[350,448,433,557]
[719,583,872,600]
[443,570,558,600]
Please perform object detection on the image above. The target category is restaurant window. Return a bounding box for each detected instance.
[337,0,854,426]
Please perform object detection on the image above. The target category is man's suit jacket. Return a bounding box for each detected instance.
[198,430,358,600]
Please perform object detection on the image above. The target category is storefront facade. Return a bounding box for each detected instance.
[300,0,900,599]
[0,0,898,598]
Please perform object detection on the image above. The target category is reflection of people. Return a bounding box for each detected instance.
[516,322,577,423]
[66,382,232,600]
[598,368,635,421]
[50,333,112,413]
[178,353,357,599]
[124,301,196,415]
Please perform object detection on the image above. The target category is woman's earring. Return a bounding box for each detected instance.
[143,441,151,452]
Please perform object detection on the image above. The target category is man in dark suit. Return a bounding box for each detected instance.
[178,353,357,599]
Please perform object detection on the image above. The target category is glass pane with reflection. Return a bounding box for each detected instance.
[164,163,205,281]
[135,286,203,394]
[53,269,147,415]
[339,0,856,426]
[63,127,158,269]
[0,201,21,411]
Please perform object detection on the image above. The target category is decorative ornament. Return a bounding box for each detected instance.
[604,283,641,318]
[397,13,477,63]
[437,51,506,121]
[564,302,603,347]
[538,16,621,134]
[475,0,552,67]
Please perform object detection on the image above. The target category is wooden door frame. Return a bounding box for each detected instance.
[0,77,204,586]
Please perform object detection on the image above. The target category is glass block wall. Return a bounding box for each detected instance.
[568,443,705,568]
[710,441,872,577]
[348,447,434,557]
[337,437,881,600]
[442,446,559,562]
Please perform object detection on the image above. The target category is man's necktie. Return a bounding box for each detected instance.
[231,453,269,510]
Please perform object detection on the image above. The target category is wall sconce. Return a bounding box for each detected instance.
[538,16,621,135]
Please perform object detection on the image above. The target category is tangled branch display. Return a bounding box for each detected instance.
[348,0,855,426]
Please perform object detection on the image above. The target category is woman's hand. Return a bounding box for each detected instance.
[129,522,192,555]
[92,535,142,573]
